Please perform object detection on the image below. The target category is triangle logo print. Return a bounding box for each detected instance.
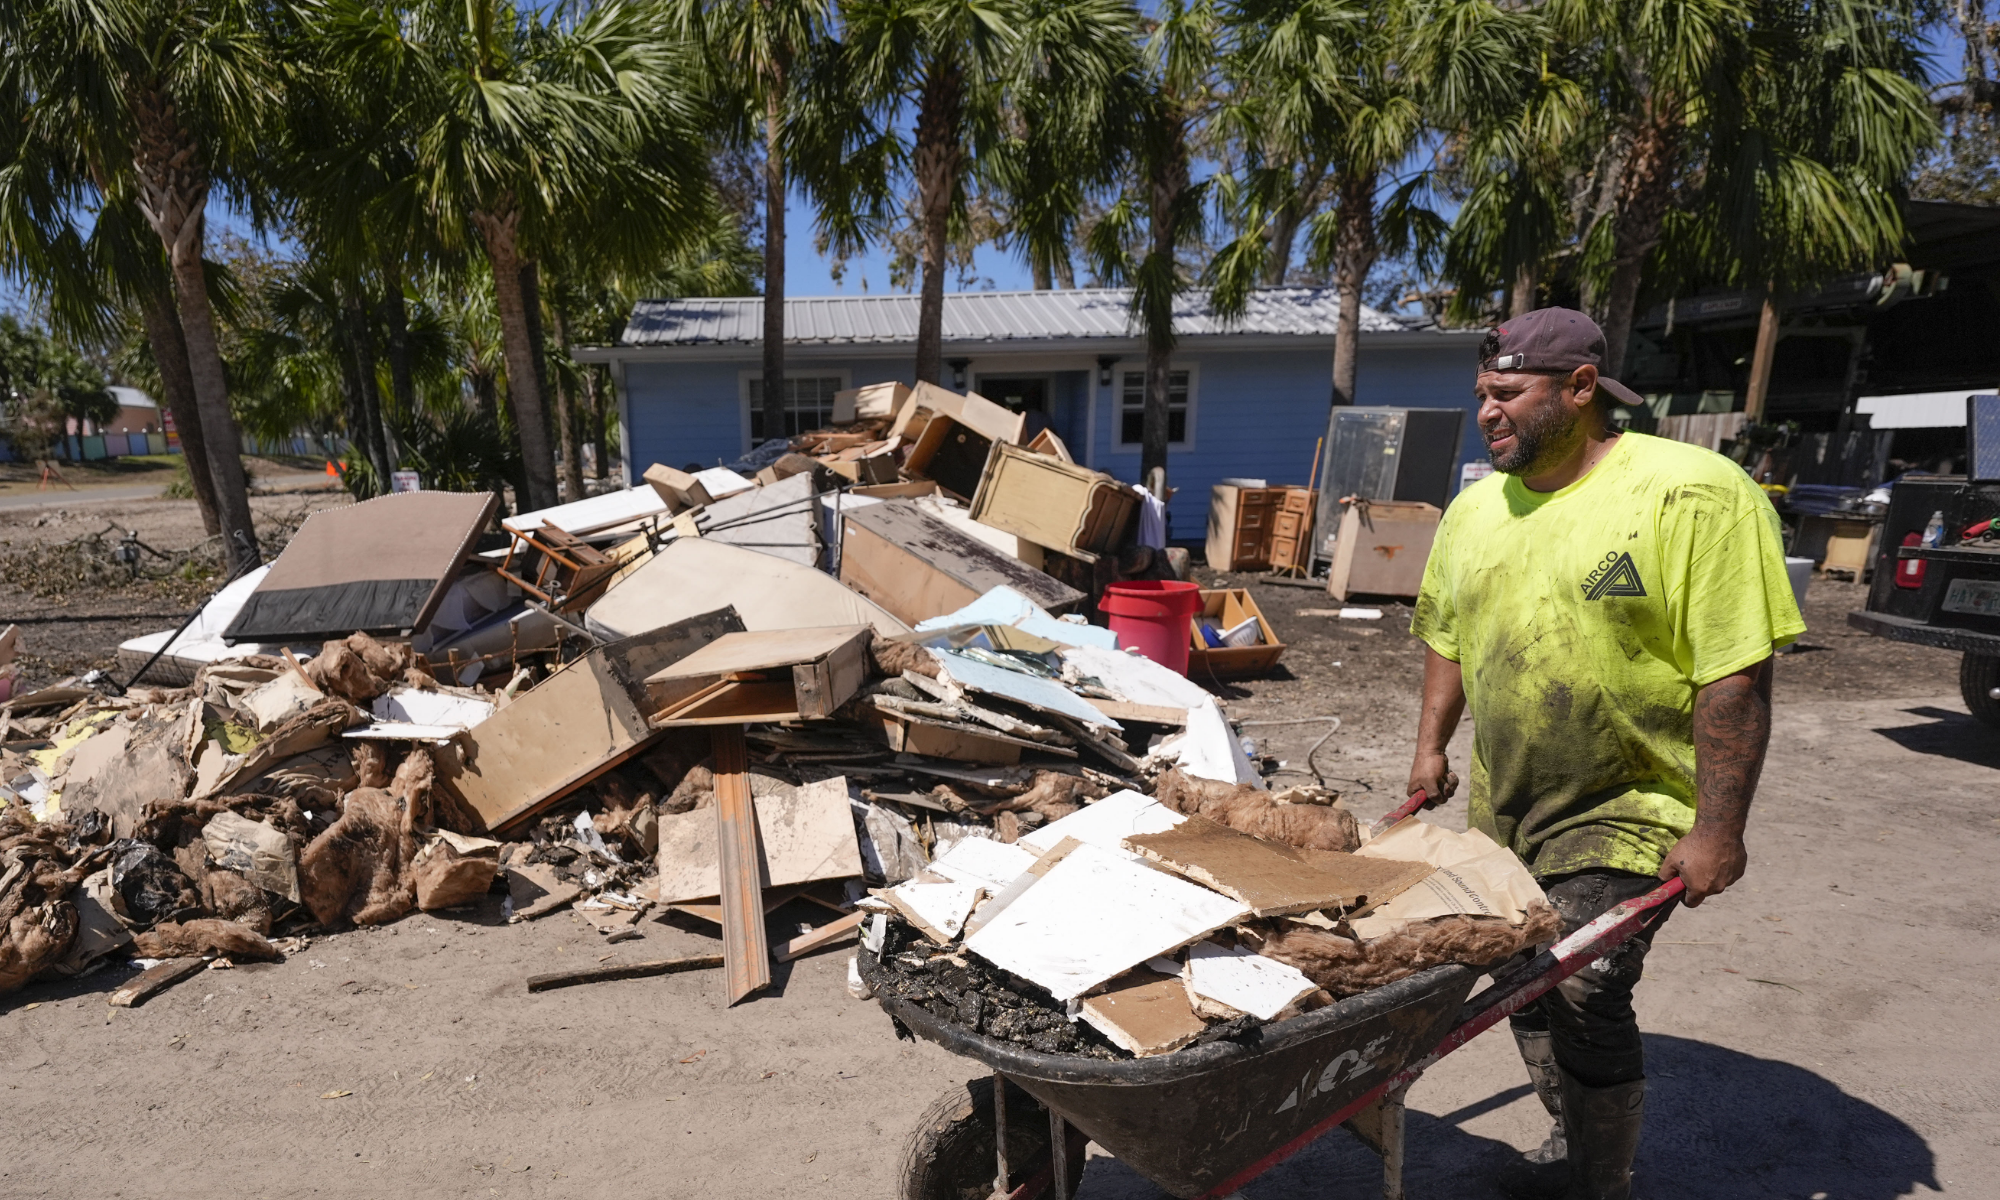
[1584,551,1647,600]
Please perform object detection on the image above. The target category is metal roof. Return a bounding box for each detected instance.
[619,287,1423,347]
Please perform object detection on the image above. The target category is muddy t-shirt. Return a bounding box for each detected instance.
[1411,432,1805,878]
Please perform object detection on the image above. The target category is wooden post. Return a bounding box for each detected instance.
[1743,289,1780,422]
[712,723,771,1003]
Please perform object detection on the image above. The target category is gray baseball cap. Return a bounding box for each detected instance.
[1478,307,1646,406]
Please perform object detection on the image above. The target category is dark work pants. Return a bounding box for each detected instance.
[1506,869,1671,1088]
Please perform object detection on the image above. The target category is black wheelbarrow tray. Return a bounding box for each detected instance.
[861,877,1683,1200]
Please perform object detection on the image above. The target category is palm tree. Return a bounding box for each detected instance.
[1083,0,1213,487]
[319,0,715,511]
[840,0,1021,386]
[6,0,275,567]
[671,0,835,443]
[1212,0,1434,412]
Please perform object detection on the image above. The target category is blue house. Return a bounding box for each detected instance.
[577,288,1484,539]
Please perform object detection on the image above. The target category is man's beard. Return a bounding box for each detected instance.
[1486,396,1583,475]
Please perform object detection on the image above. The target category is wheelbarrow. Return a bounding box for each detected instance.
[863,796,1685,1200]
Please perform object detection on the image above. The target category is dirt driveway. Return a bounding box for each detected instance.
[1,497,1992,1199]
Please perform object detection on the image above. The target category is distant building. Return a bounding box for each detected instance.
[577,288,1482,538]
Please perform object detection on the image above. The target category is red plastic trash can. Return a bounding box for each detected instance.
[1098,580,1204,675]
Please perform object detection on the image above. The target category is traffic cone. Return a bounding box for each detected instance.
[325,460,340,477]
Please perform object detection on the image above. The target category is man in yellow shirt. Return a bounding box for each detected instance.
[1407,308,1804,1200]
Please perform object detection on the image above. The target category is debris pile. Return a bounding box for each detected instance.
[2,379,1534,1034]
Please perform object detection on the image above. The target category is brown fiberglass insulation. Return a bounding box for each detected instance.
[298,787,419,928]
[1155,768,1361,852]
[133,917,280,962]
[1257,902,1562,999]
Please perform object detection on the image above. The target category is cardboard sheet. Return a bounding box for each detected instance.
[1351,819,1547,935]
[1125,816,1434,917]
[224,491,498,642]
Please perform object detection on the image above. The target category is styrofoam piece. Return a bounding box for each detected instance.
[1151,700,1264,788]
[370,688,495,730]
[963,842,1249,1002]
[1018,790,1185,856]
[341,723,465,743]
[1183,942,1317,1020]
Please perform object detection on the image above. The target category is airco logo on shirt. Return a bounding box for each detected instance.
[1582,550,1647,599]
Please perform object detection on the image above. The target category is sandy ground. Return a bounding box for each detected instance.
[1,493,1993,1199]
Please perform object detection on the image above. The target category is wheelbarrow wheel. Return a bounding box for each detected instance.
[900,1076,1087,1200]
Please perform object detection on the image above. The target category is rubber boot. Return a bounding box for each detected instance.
[1496,1029,1571,1198]
[1556,1069,1644,1200]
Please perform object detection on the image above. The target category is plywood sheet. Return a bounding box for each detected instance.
[1125,815,1432,917]
[654,776,862,903]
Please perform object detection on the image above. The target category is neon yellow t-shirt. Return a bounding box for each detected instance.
[1411,432,1806,879]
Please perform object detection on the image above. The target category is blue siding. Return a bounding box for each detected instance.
[619,338,1481,541]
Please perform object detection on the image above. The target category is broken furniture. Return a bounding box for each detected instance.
[969,442,1139,562]
[1324,500,1442,602]
[1311,407,1465,565]
[861,878,1684,1200]
[494,523,622,613]
[1205,484,1314,573]
[1186,588,1287,680]
[642,625,872,726]
[585,537,909,642]
[436,608,746,834]
[894,383,1027,500]
[839,501,1085,625]
[222,490,498,643]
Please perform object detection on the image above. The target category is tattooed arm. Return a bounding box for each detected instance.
[1660,656,1773,906]
[1406,647,1466,809]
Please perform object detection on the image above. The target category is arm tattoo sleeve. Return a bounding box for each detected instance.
[1691,659,1773,835]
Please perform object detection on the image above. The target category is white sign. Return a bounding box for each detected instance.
[1460,460,1494,488]
[389,470,423,494]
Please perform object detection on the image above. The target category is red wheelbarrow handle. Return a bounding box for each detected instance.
[1369,790,1430,837]
[1197,876,1687,1199]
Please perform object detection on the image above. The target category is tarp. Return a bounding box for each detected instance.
[586,538,909,641]
[224,491,498,643]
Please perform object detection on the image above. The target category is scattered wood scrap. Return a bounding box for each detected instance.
[712,725,772,1004]
[1079,968,1208,1057]
[108,957,208,1008]
[526,954,724,993]
[773,910,868,963]
[1124,815,1434,917]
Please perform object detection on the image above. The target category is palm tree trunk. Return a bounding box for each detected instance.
[1264,163,1324,286]
[913,57,965,387]
[1599,119,1676,379]
[475,210,559,511]
[761,89,789,441]
[587,367,610,480]
[343,291,394,484]
[549,306,586,500]
[1330,169,1378,410]
[1031,258,1052,290]
[1510,261,1539,317]
[380,263,415,462]
[130,87,259,570]
[1139,115,1190,488]
[138,284,220,535]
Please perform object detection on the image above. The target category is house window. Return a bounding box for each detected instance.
[1119,370,1190,446]
[748,375,844,439]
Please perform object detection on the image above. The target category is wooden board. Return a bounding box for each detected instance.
[438,609,744,834]
[712,725,771,1004]
[643,625,871,725]
[839,501,1084,625]
[1326,501,1440,601]
[968,443,1138,562]
[1079,969,1207,1058]
[526,954,722,993]
[1124,815,1434,917]
[655,775,862,903]
[773,910,867,962]
[108,957,208,1007]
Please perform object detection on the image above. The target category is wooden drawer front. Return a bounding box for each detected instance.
[1273,510,1304,539]
[1278,489,1315,514]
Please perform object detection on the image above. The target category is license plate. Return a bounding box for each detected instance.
[1942,577,2000,617]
